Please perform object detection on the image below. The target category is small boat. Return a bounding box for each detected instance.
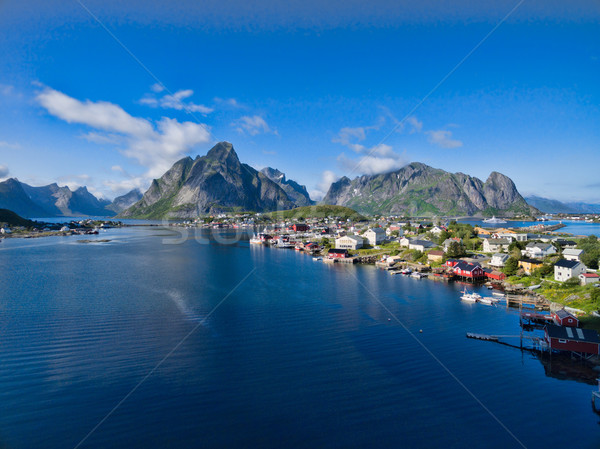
[460,289,478,302]
[478,297,494,306]
[401,268,413,275]
[492,292,505,297]
[312,257,322,261]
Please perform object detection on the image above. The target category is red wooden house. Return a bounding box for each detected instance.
[327,249,349,259]
[552,309,580,327]
[453,261,485,279]
[445,259,460,268]
[545,324,599,356]
[483,268,506,281]
[291,223,310,232]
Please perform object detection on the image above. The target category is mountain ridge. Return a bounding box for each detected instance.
[120,142,295,218]
[322,162,537,217]
[0,178,120,218]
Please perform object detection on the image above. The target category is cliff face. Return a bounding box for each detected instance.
[121,142,294,218]
[259,167,314,207]
[322,162,537,217]
[0,178,113,217]
[107,189,143,214]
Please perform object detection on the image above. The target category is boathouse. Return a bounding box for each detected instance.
[445,259,460,268]
[453,261,485,281]
[544,324,599,356]
[552,309,579,327]
[483,268,506,281]
[327,248,349,259]
[291,223,310,232]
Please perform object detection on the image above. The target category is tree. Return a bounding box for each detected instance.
[510,247,522,260]
[446,241,466,258]
[437,230,451,245]
[578,235,600,269]
[503,257,519,276]
[508,241,524,251]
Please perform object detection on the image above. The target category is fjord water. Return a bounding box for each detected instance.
[1,228,599,449]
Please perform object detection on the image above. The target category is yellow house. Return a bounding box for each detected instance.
[493,228,516,235]
[518,258,543,274]
[474,227,491,235]
[427,250,444,262]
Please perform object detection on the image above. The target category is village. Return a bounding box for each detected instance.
[235,212,600,366]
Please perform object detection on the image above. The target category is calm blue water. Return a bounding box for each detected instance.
[459,219,600,236]
[1,227,600,449]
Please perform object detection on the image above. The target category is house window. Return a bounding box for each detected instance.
[558,339,567,343]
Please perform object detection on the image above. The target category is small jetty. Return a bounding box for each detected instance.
[466,333,499,342]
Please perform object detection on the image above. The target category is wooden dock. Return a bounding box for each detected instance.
[466,333,499,342]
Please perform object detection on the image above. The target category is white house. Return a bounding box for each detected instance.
[482,238,512,253]
[563,248,584,262]
[554,259,587,282]
[408,239,436,252]
[335,235,365,250]
[489,253,510,268]
[442,238,462,251]
[430,226,445,236]
[399,237,411,248]
[580,273,600,286]
[524,242,556,259]
[363,228,386,246]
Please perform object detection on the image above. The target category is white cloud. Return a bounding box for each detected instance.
[333,126,368,153]
[151,83,165,93]
[103,176,147,195]
[0,84,14,96]
[338,151,408,176]
[140,88,213,115]
[81,132,123,145]
[37,86,212,181]
[333,122,407,176]
[38,88,154,138]
[406,116,423,133]
[0,165,10,179]
[0,141,21,149]
[310,170,339,201]
[214,97,242,108]
[262,149,277,155]
[233,115,277,136]
[426,130,463,148]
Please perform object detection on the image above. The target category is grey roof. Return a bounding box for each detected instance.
[546,324,599,343]
[492,253,510,260]
[340,235,364,242]
[486,238,512,245]
[563,248,583,256]
[554,309,577,320]
[554,259,582,269]
[410,239,435,248]
[526,242,553,250]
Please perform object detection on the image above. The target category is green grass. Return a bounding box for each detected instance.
[0,209,37,228]
[264,205,367,221]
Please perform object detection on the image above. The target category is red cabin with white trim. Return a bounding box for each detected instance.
[552,309,579,327]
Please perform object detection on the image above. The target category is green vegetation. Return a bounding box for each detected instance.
[355,241,400,256]
[446,241,467,258]
[539,282,600,313]
[503,257,519,276]
[0,209,37,228]
[264,205,367,221]
[578,235,600,269]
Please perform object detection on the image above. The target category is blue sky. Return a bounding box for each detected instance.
[0,0,598,203]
